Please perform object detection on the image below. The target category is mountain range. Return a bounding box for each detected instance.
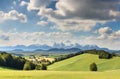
[0,43,117,53]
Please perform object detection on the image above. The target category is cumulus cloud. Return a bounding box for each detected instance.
[0,28,120,49]
[0,10,27,23]
[21,0,120,31]
[109,10,120,19]
[56,0,119,20]
[27,0,51,11]
[36,0,120,31]
[80,35,120,50]
[0,30,74,46]
[12,0,120,50]
[20,1,28,6]
[37,21,49,26]
[98,27,113,35]
[73,26,120,50]
[97,27,120,40]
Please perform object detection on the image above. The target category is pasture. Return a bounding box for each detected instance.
[0,70,120,79]
[48,54,120,71]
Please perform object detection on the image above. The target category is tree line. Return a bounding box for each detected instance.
[53,49,117,63]
[0,52,47,70]
[54,51,84,62]
[84,49,119,59]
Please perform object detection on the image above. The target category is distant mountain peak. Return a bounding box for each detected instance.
[0,43,114,52]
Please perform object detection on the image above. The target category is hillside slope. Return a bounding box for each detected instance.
[48,54,120,71]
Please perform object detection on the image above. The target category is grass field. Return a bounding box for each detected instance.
[1,54,120,79]
[48,54,120,71]
[0,70,120,79]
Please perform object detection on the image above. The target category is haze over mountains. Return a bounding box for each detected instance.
[0,43,115,52]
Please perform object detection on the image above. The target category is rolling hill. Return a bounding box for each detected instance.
[48,54,120,71]
[0,53,120,79]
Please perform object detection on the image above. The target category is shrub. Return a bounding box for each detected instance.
[90,62,97,71]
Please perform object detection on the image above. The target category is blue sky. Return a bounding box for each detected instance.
[0,0,120,50]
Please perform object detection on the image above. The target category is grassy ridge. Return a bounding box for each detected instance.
[0,70,120,79]
[48,54,120,71]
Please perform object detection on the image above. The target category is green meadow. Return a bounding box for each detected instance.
[1,54,120,79]
[0,70,120,79]
[48,54,120,71]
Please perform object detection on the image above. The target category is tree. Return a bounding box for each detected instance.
[41,64,47,70]
[1,53,13,66]
[90,62,97,71]
[99,53,112,59]
[35,65,41,70]
[12,56,26,70]
[23,61,35,70]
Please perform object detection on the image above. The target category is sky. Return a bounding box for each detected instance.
[0,0,120,50]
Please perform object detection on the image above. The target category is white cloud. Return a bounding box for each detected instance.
[98,27,113,35]
[21,0,120,31]
[27,0,51,11]
[109,10,120,18]
[38,8,106,31]
[36,0,119,31]
[97,27,120,40]
[109,30,120,40]
[20,1,28,6]
[9,0,120,50]
[0,31,74,46]
[72,27,120,50]
[0,10,27,23]
[79,36,120,50]
[0,28,120,50]
[37,21,49,26]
